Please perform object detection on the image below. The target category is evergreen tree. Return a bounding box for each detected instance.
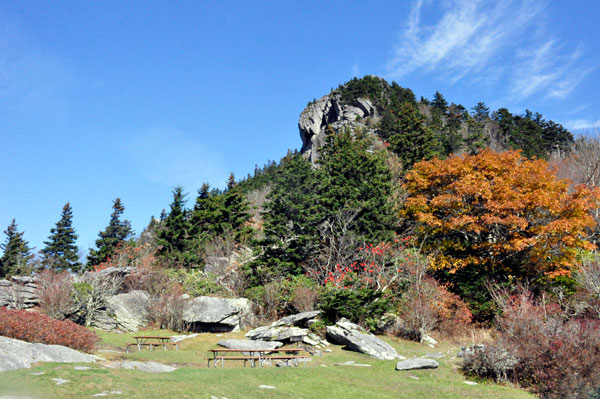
[472,102,490,122]
[221,173,253,242]
[253,133,397,285]
[41,203,81,272]
[155,186,195,267]
[0,219,33,277]
[316,131,397,242]
[251,153,324,283]
[431,91,448,112]
[386,102,442,169]
[87,198,134,268]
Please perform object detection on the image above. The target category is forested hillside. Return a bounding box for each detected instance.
[2,76,600,398]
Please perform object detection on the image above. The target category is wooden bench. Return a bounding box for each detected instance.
[127,336,178,353]
[207,348,309,368]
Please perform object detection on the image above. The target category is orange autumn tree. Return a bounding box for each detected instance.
[402,148,599,282]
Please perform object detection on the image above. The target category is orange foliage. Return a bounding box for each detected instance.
[403,148,600,279]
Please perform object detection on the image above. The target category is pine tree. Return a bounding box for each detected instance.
[254,153,323,282]
[0,219,33,277]
[472,102,490,122]
[387,102,442,169]
[221,173,253,242]
[316,131,397,242]
[189,183,224,251]
[155,186,195,267]
[87,198,134,268]
[41,203,81,272]
[431,91,448,111]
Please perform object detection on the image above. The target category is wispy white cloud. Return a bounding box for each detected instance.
[565,119,600,131]
[387,0,593,101]
[511,42,589,100]
[124,127,228,192]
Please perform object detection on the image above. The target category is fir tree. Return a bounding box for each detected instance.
[431,91,448,111]
[254,153,322,282]
[0,219,33,277]
[387,102,442,169]
[472,102,490,122]
[87,198,134,268]
[189,183,225,254]
[316,131,396,242]
[155,186,195,267]
[221,173,253,242]
[41,203,81,272]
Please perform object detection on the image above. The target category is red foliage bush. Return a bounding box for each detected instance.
[464,290,600,399]
[0,307,98,352]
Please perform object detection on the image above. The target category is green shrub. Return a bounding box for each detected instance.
[168,269,229,297]
[319,286,390,330]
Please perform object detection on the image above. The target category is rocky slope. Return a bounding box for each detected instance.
[299,92,380,163]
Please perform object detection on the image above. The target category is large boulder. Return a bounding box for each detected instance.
[183,296,254,332]
[271,310,321,327]
[90,310,119,331]
[106,290,151,332]
[245,326,308,342]
[0,336,96,372]
[395,358,439,370]
[326,318,398,360]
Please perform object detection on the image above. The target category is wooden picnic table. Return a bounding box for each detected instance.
[207,348,308,368]
[127,336,178,352]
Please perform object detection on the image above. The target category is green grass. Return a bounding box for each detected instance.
[0,328,534,399]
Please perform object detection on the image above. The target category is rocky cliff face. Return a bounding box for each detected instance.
[298,92,380,163]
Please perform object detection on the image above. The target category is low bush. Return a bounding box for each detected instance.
[319,286,390,331]
[0,307,98,352]
[36,270,75,320]
[463,289,600,399]
[245,275,320,322]
[125,266,187,331]
[169,269,230,298]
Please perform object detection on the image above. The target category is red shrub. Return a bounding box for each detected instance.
[0,308,98,352]
[464,290,600,399]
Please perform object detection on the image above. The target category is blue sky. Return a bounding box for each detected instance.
[1,0,598,253]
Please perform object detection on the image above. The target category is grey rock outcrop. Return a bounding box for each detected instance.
[183,296,254,332]
[299,92,379,163]
[246,311,327,346]
[395,358,439,370]
[245,326,308,342]
[106,290,151,332]
[105,360,176,373]
[0,336,96,372]
[0,276,40,309]
[89,310,119,331]
[326,318,398,360]
[118,361,176,373]
[271,310,320,327]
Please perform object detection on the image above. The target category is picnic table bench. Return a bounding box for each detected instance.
[126,336,179,352]
[207,348,309,368]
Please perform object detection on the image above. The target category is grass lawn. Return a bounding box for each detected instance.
[0,328,534,399]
